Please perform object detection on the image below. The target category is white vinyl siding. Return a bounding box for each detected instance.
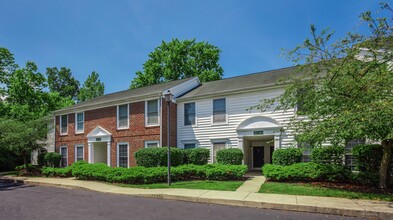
[177,87,295,155]
[184,102,196,126]
[117,143,129,168]
[145,141,159,148]
[75,112,84,133]
[213,98,226,124]
[60,115,68,135]
[60,146,68,167]
[146,100,159,126]
[117,104,129,129]
[75,145,84,161]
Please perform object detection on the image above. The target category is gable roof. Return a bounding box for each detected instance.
[178,66,297,101]
[54,77,198,115]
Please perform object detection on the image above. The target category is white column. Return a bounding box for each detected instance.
[107,141,111,167]
[274,131,281,149]
[88,142,93,163]
[238,137,244,165]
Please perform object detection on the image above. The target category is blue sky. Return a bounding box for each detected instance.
[0,0,382,94]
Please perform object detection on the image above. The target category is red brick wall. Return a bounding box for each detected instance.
[55,99,177,167]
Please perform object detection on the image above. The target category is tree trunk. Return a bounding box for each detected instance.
[379,140,392,189]
[22,152,30,174]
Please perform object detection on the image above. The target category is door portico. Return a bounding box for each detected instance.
[86,126,112,167]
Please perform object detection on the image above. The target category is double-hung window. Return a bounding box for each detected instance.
[75,145,84,161]
[60,146,68,167]
[184,143,196,149]
[145,141,159,148]
[117,104,129,129]
[146,100,159,126]
[184,102,196,126]
[213,98,226,123]
[212,142,226,163]
[75,112,84,133]
[60,115,68,135]
[117,143,129,168]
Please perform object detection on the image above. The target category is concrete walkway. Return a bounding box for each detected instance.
[1,176,393,219]
[236,171,266,193]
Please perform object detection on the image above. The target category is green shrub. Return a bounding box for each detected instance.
[134,147,183,167]
[311,146,345,165]
[72,163,247,184]
[44,152,61,167]
[37,150,47,167]
[263,162,351,182]
[42,161,87,177]
[183,148,210,165]
[272,148,303,166]
[216,148,243,165]
[352,144,383,173]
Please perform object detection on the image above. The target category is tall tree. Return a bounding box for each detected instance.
[0,47,18,96]
[252,3,393,188]
[46,67,80,100]
[130,38,223,89]
[78,71,105,102]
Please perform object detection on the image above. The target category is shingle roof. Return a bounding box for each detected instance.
[178,66,297,100]
[54,78,193,114]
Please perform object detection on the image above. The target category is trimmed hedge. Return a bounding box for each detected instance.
[134,147,183,167]
[263,162,351,182]
[216,148,243,165]
[311,146,345,165]
[44,152,61,167]
[272,148,303,166]
[42,161,87,177]
[72,163,247,184]
[183,148,210,165]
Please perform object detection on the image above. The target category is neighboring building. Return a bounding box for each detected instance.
[31,117,55,165]
[176,67,297,170]
[52,78,200,167]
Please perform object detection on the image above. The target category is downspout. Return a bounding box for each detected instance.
[159,93,163,147]
[53,113,56,152]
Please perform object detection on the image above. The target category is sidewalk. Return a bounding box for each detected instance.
[1,176,392,219]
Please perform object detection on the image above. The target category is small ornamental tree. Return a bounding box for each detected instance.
[251,3,393,189]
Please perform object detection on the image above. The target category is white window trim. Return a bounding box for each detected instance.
[211,98,228,125]
[117,104,129,130]
[211,141,228,162]
[144,140,160,148]
[74,144,84,162]
[60,146,68,167]
[145,99,160,127]
[60,115,68,135]
[117,142,129,168]
[75,112,84,134]
[184,102,197,127]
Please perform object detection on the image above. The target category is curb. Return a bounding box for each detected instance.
[1,177,392,219]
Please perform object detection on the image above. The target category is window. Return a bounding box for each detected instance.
[75,112,84,133]
[145,141,159,148]
[117,104,129,129]
[146,100,159,126]
[184,143,196,149]
[60,146,68,167]
[212,142,226,163]
[213,98,226,123]
[345,139,365,170]
[184,102,196,126]
[75,145,84,162]
[60,115,68,134]
[117,143,129,168]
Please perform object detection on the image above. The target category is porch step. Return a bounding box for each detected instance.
[236,175,266,193]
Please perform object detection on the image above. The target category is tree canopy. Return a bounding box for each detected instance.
[78,71,105,102]
[46,67,80,100]
[252,3,393,188]
[130,38,223,89]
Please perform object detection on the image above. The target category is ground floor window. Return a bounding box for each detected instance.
[145,141,159,148]
[117,143,129,168]
[60,146,68,167]
[212,142,226,163]
[184,143,196,149]
[75,145,84,162]
[345,139,365,170]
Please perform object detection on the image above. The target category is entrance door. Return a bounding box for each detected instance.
[253,147,264,169]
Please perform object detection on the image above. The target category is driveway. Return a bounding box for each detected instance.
[0,180,365,220]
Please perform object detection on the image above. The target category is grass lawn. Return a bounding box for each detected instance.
[259,182,393,202]
[116,180,244,191]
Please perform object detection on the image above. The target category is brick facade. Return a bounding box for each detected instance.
[55,98,177,167]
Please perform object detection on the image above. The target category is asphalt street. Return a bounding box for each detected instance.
[0,180,366,220]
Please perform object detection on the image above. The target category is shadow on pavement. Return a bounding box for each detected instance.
[0,179,34,191]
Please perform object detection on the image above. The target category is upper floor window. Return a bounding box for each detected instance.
[146,100,159,126]
[117,104,129,129]
[213,98,226,123]
[60,115,68,135]
[184,102,196,126]
[75,112,84,133]
[145,140,159,148]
